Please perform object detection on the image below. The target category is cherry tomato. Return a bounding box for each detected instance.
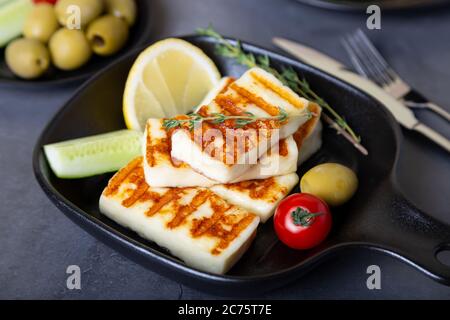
[33,0,58,5]
[274,193,332,250]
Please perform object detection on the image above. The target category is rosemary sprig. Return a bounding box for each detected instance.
[163,107,304,130]
[196,25,367,155]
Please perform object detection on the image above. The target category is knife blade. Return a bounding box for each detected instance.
[273,37,450,152]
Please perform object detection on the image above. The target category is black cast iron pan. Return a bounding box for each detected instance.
[33,35,450,295]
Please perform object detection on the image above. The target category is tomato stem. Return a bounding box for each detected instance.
[291,207,324,227]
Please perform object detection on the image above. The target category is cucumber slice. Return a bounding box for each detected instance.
[44,130,143,179]
[0,0,33,47]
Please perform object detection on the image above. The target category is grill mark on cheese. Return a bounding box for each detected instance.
[190,194,230,237]
[196,106,210,117]
[210,214,255,255]
[156,137,187,168]
[266,138,288,157]
[146,120,189,169]
[170,156,184,168]
[250,177,276,199]
[230,82,279,116]
[250,70,306,110]
[145,189,181,217]
[104,157,142,196]
[278,139,288,156]
[127,167,142,184]
[139,190,162,202]
[214,94,246,116]
[225,177,286,202]
[191,193,256,255]
[293,103,320,149]
[122,172,148,207]
[191,210,225,238]
[145,122,155,167]
[167,189,211,229]
[219,77,235,94]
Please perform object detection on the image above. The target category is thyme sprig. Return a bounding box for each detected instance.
[163,107,307,130]
[196,25,367,155]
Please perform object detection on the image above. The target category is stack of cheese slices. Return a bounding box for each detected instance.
[99,67,323,274]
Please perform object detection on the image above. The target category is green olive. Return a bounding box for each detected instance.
[300,163,358,206]
[23,3,59,43]
[55,0,104,28]
[104,0,137,26]
[86,15,129,56]
[49,28,92,70]
[5,38,50,79]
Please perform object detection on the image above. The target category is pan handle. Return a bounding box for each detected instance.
[374,180,450,285]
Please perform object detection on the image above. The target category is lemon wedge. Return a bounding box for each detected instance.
[123,38,221,131]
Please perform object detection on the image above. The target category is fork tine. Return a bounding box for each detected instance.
[344,29,413,99]
[344,33,388,86]
[354,29,398,83]
[355,30,392,73]
[350,33,392,85]
[341,37,369,78]
[344,30,394,86]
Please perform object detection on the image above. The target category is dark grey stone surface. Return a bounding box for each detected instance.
[1,0,449,299]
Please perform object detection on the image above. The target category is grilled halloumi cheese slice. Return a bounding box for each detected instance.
[197,77,323,167]
[99,157,260,275]
[195,76,235,109]
[293,102,323,165]
[143,118,298,188]
[198,77,323,167]
[297,119,322,165]
[210,173,299,223]
[144,118,216,188]
[170,67,314,183]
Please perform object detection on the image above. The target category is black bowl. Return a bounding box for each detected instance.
[33,35,450,295]
[0,0,152,87]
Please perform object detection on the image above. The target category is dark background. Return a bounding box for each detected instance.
[1,0,450,299]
